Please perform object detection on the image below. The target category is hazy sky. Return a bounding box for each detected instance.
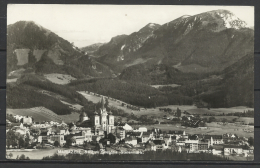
[8,5,254,47]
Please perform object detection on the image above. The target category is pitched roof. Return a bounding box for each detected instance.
[126,132,141,137]
[125,137,137,141]
[204,135,222,139]
[224,145,243,149]
[40,132,47,136]
[153,140,165,145]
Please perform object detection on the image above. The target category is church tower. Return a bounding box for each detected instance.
[100,96,108,131]
[107,111,114,133]
[94,106,100,127]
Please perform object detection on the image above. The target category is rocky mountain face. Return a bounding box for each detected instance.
[7,21,112,78]
[94,23,161,70]
[95,10,253,73]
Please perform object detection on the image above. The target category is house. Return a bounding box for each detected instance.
[185,140,199,152]
[126,132,142,138]
[107,133,120,144]
[163,135,172,146]
[145,142,156,151]
[70,130,92,146]
[117,123,133,131]
[224,145,243,155]
[92,135,101,142]
[38,131,48,143]
[188,135,198,140]
[135,127,147,132]
[176,138,186,146]
[223,133,238,141]
[152,140,167,151]
[198,140,209,152]
[204,135,223,145]
[23,116,33,124]
[49,134,66,146]
[125,137,137,146]
[115,127,125,139]
[212,145,223,155]
[173,130,186,136]
[141,132,151,143]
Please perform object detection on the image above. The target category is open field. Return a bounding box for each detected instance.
[187,106,253,115]
[202,116,254,124]
[15,49,30,65]
[44,73,76,85]
[7,78,18,83]
[137,122,254,138]
[8,68,25,78]
[77,91,253,118]
[33,49,46,61]
[7,107,81,123]
[7,107,63,122]
[59,112,80,123]
[151,84,180,89]
[60,100,83,111]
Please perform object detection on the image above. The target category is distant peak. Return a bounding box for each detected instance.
[145,23,160,28]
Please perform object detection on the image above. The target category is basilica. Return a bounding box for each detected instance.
[76,96,115,134]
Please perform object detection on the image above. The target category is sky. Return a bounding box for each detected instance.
[7,5,254,48]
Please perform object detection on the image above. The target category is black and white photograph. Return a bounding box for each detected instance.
[6,4,254,161]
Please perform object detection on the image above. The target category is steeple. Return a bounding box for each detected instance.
[101,96,105,110]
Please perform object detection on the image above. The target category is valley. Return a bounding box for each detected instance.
[5,8,254,161]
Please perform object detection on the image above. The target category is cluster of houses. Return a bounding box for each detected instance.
[6,97,254,158]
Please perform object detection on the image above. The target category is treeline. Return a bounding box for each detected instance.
[7,74,96,115]
[200,54,254,108]
[7,84,72,115]
[119,64,218,85]
[19,75,90,106]
[42,150,229,161]
[69,79,193,108]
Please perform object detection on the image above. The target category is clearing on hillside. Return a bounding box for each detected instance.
[7,107,63,122]
[44,73,76,85]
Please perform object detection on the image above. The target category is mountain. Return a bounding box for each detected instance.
[95,10,253,73]
[199,53,254,108]
[94,23,161,71]
[7,21,113,78]
[80,43,104,55]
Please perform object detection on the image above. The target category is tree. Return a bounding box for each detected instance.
[24,133,30,148]
[6,130,17,149]
[83,141,90,149]
[107,133,116,144]
[18,154,26,160]
[54,141,60,147]
[221,118,227,123]
[41,141,45,148]
[208,117,216,123]
[28,50,36,66]
[248,137,254,146]
[176,108,181,118]
[8,153,13,159]
[18,137,25,148]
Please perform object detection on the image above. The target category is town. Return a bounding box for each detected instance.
[6,96,254,160]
